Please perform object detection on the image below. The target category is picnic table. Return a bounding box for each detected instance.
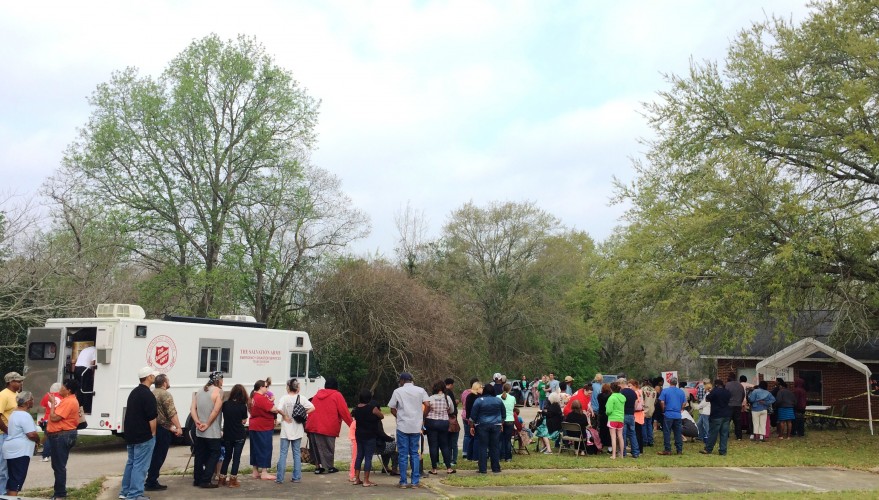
[806,405,832,429]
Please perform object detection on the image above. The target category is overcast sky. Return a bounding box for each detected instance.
[0,1,811,255]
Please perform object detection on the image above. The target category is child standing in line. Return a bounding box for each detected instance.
[348,420,357,481]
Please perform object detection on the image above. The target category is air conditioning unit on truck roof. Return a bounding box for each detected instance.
[95,304,146,319]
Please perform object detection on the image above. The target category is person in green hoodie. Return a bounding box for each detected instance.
[605,383,626,459]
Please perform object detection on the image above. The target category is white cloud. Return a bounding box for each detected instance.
[0,0,814,256]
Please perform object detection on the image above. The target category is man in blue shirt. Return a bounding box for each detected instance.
[468,385,506,474]
[657,377,686,455]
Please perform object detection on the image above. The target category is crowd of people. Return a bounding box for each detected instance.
[0,366,816,498]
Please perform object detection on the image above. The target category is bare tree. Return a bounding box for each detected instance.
[394,202,431,276]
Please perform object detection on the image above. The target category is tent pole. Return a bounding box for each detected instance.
[867,372,874,436]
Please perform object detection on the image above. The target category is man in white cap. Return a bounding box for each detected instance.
[118,367,158,500]
[0,372,24,492]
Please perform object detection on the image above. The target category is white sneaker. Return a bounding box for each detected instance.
[42,457,50,462]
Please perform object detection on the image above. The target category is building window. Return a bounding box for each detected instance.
[798,369,822,404]
[296,337,304,347]
[198,339,233,377]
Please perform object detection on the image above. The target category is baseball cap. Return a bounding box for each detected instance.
[399,372,413,381]
[4,372,24,383]
[564,375,574,382]
[137,367,159,379]
[209,371,224,385]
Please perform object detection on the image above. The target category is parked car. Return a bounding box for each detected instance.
[684,381,699,400]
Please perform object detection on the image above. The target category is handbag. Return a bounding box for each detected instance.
[449,417,460,433]
[300,437,312,464]
[291,395,308,424]
[77,406,88,430]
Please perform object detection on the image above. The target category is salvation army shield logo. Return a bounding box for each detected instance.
[147,335,177,373]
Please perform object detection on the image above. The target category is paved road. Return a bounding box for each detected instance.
[94,466,879,499]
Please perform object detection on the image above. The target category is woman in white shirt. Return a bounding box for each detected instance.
[3,391,40,496]
[275,378,315,483]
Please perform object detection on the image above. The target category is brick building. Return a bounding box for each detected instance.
[699,312,879,421]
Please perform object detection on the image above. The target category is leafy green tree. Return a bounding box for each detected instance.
[611,0,879,350]
[427,201,598,374]
[63,34,321,317]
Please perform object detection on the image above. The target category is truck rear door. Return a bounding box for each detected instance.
[24,328,64,397]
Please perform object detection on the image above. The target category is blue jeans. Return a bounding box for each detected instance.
[425,419,451,469]
[48,430,77,498]
[501,422,514,460]
[121,436,156,499]
[462,420,472,459]
[623,415,640,457]
[663,418,683,453]
[396,431,421,486]
[220,439,245,477]
[697,414,710,441]
[146,426,172,487]
[354,437,377,472]
[642,417,654,445]
[448,427,460,464]
[475,425,501,473]
[0,433,7,492]
[276,437,302,482]
[705,418,730,455]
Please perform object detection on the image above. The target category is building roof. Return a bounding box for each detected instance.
[699,310,879,362]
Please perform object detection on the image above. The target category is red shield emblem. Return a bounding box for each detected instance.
[155,345,169,366]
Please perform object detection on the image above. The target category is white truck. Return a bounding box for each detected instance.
[24,304,324,435]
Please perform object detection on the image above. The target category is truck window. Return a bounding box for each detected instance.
[290,353,307,378]
[308,350,319,379]
[198,339,233,377]
[28,342,57,360]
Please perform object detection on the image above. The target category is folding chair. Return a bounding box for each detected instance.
[558,422,586,455]
[513,430,531,455]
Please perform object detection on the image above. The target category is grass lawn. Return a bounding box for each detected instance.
[456,426,879,471]
[453,492,879,500]
[23,477,104,499]
[443,470,669,487]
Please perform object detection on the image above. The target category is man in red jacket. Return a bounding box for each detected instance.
[304,378,353,474]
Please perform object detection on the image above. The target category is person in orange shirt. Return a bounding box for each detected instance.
[47,379,80,500]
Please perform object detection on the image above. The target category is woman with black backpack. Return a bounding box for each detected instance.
[275,378,315,484]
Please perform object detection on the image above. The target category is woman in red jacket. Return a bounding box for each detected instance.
[249,380,278,480]
[304,378,353,474]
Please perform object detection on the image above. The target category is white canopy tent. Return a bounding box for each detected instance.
[756,337,873,435]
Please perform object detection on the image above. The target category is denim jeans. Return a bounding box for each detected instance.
[220,439,245,477]
[396,431,421,486]
[448,427,460,464]
[662,418,683,453]
[146,426,172,487]
[276,437,302,482]
[462,420,472,459]
[354,436,377,472]
[48,430,77,498]
[697,414,710,441]
[642,417,654,445]
[0,433,7,492]
[705,417,729,455]
[121,436,156,499]
[425,418,451,469]
[622,415,640,457]
[41,426,52,458]
[501,421,514,460]
[475,424,501,473]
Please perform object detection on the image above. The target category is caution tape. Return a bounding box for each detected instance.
[804,411,876,422]
[835,391,879,401]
